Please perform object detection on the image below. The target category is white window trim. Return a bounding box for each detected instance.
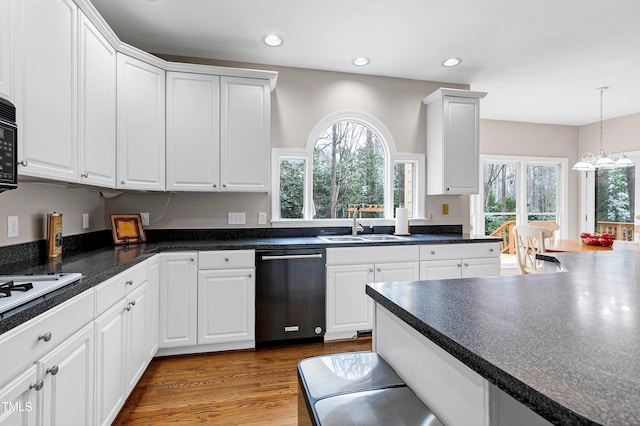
[473,154,569,238]
[271,110,424,226]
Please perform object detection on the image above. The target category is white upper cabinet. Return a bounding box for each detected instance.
[220,76,270,192]
[14,0,78,182]
[166,72,220,191]
[0,0,13,101]
[78,12,116,188]
[117,53,166,191]
[423,88,487,195]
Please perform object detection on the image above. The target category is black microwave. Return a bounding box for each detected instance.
[0,97,17,192]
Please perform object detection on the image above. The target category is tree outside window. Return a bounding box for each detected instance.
[312,121,385,219]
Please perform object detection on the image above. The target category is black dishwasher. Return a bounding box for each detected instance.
[255,248,326,347]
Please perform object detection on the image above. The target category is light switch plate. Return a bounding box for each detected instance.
[8,216,18,238]
[228,212,246,225]
[140,212,149,226]
[258,212,267,225]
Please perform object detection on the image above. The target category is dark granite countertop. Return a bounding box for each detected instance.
[366,250,640,426]
[0,228,499,335]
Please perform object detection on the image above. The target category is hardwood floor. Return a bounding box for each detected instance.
[114,338,372,425]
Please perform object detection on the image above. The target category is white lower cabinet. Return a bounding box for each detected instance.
[0,365,38,426]
[94,261,152,426]
[158,252,198,348]
[325,246,419,341]
[38,323,94,426]
[0,289,95,426]
[419,243,500,280]
[197,266,255,346]
[158,250,256,355]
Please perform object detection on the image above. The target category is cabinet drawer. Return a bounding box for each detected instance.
[199,250,255,269]
[420,243,499,261]
[0,289,94,386]
[95,261,148,315]
[326,245,419,265]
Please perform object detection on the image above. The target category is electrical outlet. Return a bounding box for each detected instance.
[442,204,449,215]
[428,211,434,222]
[258,212,267,225]
[82,213,89,229]
[140,212,149,226]
[228,212,246,225]
[8,216,18,238]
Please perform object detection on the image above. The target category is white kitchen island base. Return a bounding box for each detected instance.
[373,305,552,426]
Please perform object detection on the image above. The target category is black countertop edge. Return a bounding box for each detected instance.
[365,285,597,426]
[0,231,499,335]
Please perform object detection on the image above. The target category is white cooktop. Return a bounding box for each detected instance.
[0,273,83,314]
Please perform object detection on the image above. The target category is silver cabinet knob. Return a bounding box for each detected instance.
[224,257,230,262]
[369,268,374,272]
[46,365,59,376]
[124,305,132,312]
[457,263,462,268]
[464,263,469,267]
[489,248,494,252]
[377,267,381,272]
[129,300,136,306]
[38,332,52,342]
[190,258,194,262]
[81,172,89,178]
[19,160,28,167]
[223,184,226,188]
[431,251,436,255]
[248,274,252,278]
[126,280,134,286]
[30,380,44,391]
[213,184,217,188]
[121,181,126,185]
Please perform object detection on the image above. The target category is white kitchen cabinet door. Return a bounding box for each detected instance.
[0,365,37,426]
[38,323,94,426]
[326,264,375,340]
[375,262,419,283]
[424,89,486,195]
[125,282,149,394]
[146,255,160,359]
[14,0,78,182]
[462,257,501,278]
[117,53,165,190]
[94,299,127,426]
[78,12,116,188]
[197,268,255,345]
[220,76,270,192]
[166,72,220,191]
[420,259,463,280]
[159,253,198,348]
[0,0,13,101]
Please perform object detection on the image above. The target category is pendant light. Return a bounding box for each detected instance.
[572,87,631,171]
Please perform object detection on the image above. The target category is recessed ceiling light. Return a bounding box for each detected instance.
[353,57,370,66]
[263,34,283,47]
[442,57,462,67]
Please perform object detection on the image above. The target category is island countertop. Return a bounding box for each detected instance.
[366,250,640,425]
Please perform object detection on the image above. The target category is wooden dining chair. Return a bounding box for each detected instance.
[513,225,553,274]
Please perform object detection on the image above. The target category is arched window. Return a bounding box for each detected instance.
[272,111,423,223]
[312,120,386,219]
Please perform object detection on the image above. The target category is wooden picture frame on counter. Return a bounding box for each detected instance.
[110,213,147,245]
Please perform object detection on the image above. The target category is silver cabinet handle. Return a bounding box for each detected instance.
[30,380,44,391]
[38,332,52,342]
[261,254,323,261]
[81,172,88,178]
[126,280,134,286]
[46,365,59,376]
[19,160,28,167]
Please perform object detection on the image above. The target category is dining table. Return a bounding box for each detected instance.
[545,238,631,252]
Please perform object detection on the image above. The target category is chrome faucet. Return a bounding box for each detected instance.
[352,204,364,236]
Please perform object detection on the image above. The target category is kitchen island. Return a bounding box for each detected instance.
[366,250,640,426]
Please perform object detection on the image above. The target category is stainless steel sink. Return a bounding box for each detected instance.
[318,234,408,243]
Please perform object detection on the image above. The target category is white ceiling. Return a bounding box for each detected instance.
[90,0,640,126]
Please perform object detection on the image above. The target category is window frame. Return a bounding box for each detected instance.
[271,110,424,226]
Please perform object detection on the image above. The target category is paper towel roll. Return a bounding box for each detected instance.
[395,208,409,235]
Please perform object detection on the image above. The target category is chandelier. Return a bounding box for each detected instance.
[572,87,634,171]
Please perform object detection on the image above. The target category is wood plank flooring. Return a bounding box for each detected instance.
[114,338,372,425]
